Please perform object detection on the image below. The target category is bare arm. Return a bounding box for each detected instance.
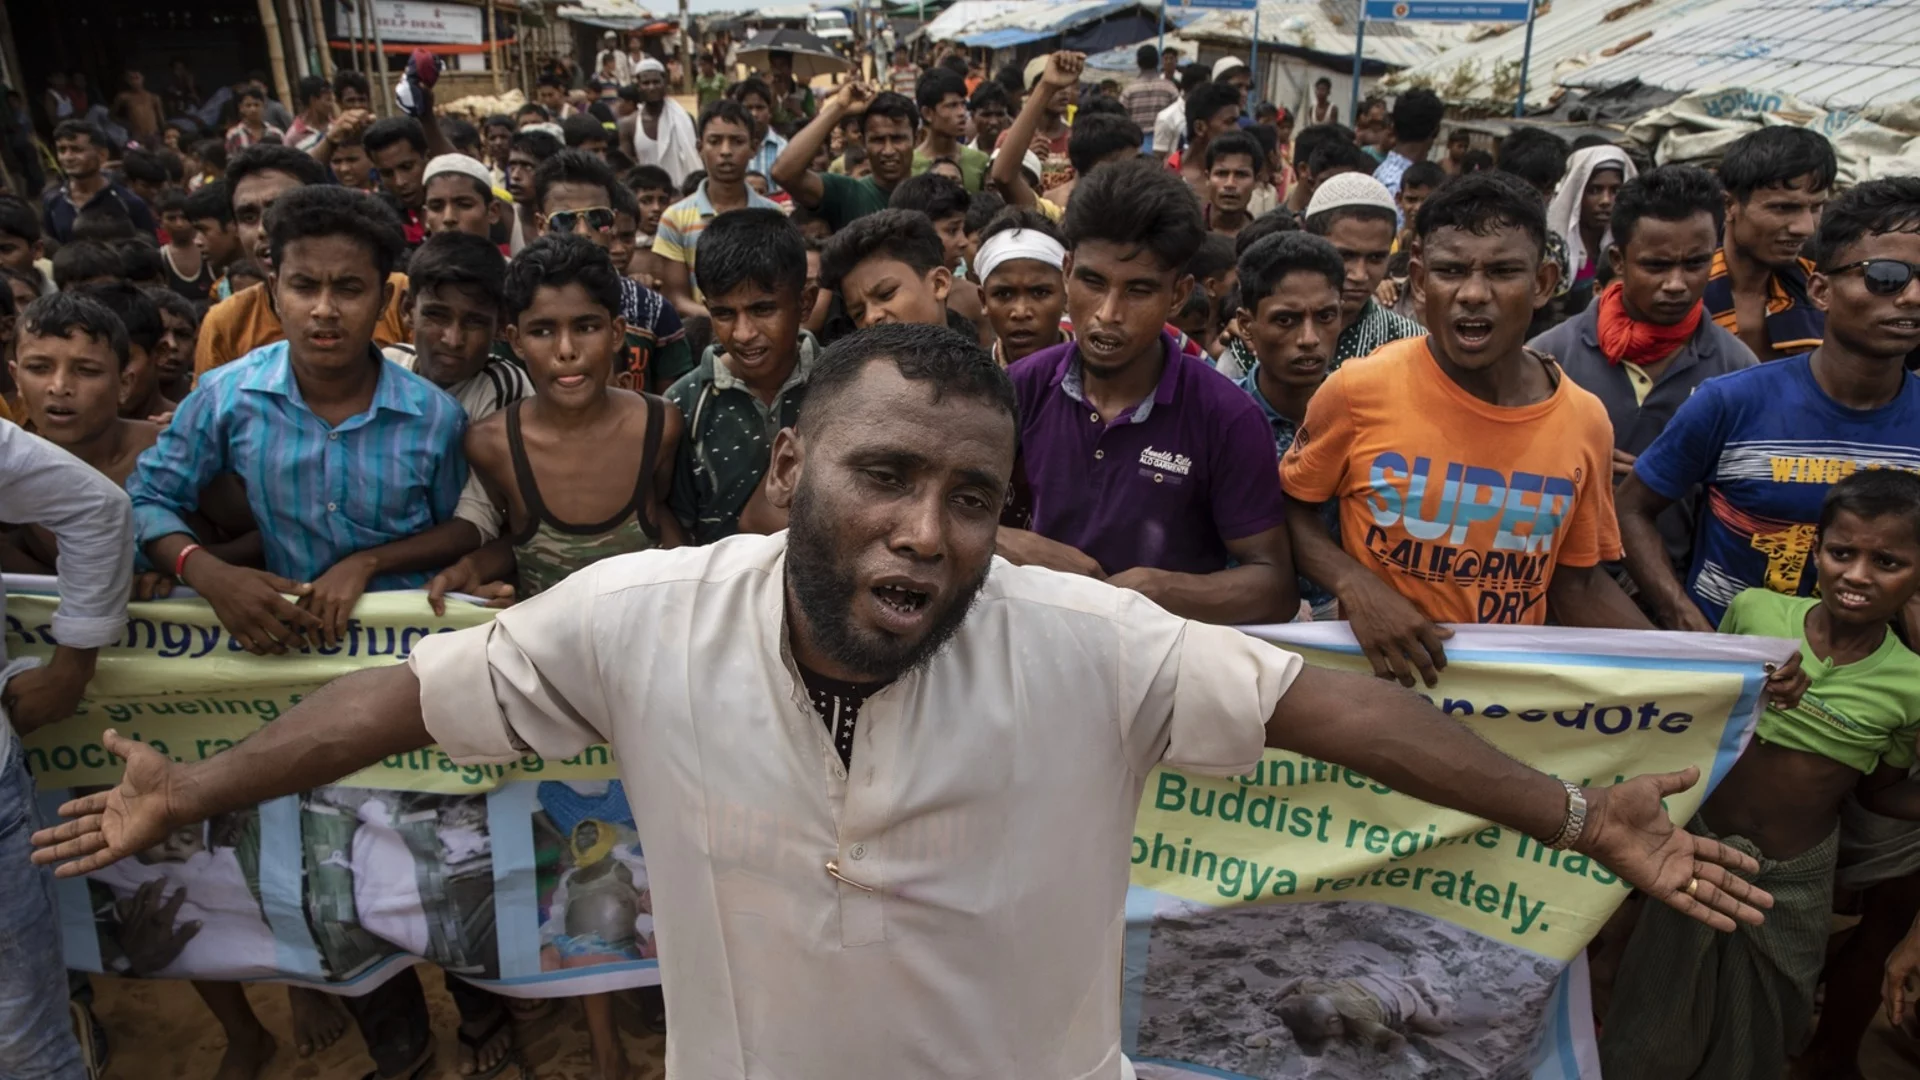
[303,519,485,644]
[1546,563,1655,630]
[774,83,870,209]
[658,257,707,320]
[995,525,1105,578]
[1285,494,1452,686]
[1268,664,1770,932]
[1615,474,1711,632]
[32,664,432,877]
[991,52,1082,210]
[1108,525,1297,625]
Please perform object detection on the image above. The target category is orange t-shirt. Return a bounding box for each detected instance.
[1280,336,1622,625]
[194,274,412,377]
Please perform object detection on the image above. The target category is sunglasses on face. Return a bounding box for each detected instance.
[546,207,616,234]
[1825,259,1920,296]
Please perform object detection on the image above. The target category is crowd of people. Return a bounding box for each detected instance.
[2,31,1920,1080]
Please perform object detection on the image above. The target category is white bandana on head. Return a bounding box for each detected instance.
[973,229,1067,284]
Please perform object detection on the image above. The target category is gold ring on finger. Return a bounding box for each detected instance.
[1685,877,1699,897]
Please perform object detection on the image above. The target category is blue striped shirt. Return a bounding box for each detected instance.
[128,341,469,590]
[750,131,788,196]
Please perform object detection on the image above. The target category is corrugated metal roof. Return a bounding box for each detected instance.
[914,0,1028,42]
[1562,0,1920,109]
[1387,0,1729,109]
[1179,0,1467,70]
[926,0,1204,47]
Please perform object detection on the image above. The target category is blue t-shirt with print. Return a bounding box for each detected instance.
[1632,354,1920,624]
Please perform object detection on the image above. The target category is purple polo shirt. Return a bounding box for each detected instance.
[1008,330,1287,576]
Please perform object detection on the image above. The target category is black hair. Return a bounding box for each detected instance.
[121,151,168,187]
[237,85,266,103]
[821,209,947,293]
[184,181,232,225]
[1388,88,1445,144]
[227,258,267,284]
[1570,134,1613,152]
[155,190,189,218]
[1402,160,1446,192]
[1078,96,1128,120]
[1185,82,1243,132]
[296,74,331,107]
[1818,467,1920,542]
[1496,126,1570,191]
[607,177,639,220]
[1719,126,1838,201]
[1235,207,1299,257]
[916,67,969,111]
[697,98,754,138]
[1611,165,1726,249]
[20,291,130,367]
[1810,177,1920,269]
[537,73,567,91]
[1307,139,1378,179]
[484,113,516,133]
[72,199,137,245]
[1414,169,1548,257]
[265,185,406,279]
[1177,281,1211,321]
[406,231,508,312]
[697,208,808,301]
[889,173,970,222]
[556,114,605,149]
[53,120,111,151]
[682,170,707,197]
[440,116,482,154]
[1066,113,1143,177]
[76,280,162,355]
[1205,130,1263,172]
[1461,148,1494,173]
[732,76,773,107]
[1292,122,1354,170]
[192,138,229,173]
[1315,76,1332,89]
[332,70,371,100]
[625,164,674,194]
[364,116,428,157]
[976,205,1064,248]
[115,239,166,284]
[224,143,328,192]
[1448,128,1472,145]
[1063,158,1205,274]
[52,242,124,289]
[841,144,869,168]
[144,285,200,332]
[509,128,564,164]
[1178,64,1212,95]
[799,322,1016,430]
[533,149,617,212]
[0,194,41,242]
[862,91,920,135]
[939,54,970,79]
[516,102,552,122]
[502,233,623,323]
[968,80,1010,114]
[1136,43,1160,72]
[964,189,1007,234]
[1186,233,1236,283]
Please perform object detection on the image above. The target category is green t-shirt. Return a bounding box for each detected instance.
[664,335,817,543]
[1721,588,1920,774]
[911,144,992,193]
[816,172,893,231]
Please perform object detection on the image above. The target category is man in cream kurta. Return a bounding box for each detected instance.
[410,532,1299,1079]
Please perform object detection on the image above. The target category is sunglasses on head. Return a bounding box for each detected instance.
[1824,259,1920,296]
[547,207,616,234]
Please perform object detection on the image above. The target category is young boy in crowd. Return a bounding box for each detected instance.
[504,127,563,252]
[184,182,242,299]
[363,116,443,246]
[1232,230,1347,619]
[421,154,507,240]
[51,242,122,292]
[157,192,212,300]
[145,286,201,402]
[662,208,819,543]
[1205,130,1263,239]
[0,195,51,297]
[1603,469,1920,1080]
[887,173,988,339]
[427,236,686,1080]
[7,292,159,496]
[999,159,1297,626]
[973,207,1069,366]
[654,100,784,320]
[775,82,921,230]
[1618,178,1920,633]
[821,208,968,337]
[78,281,175,421]
[1281,171,1648,687]
[1706,127,1837,361]
[626,163,676,280]
[1302,171,1423,365]
[532,149,692,391]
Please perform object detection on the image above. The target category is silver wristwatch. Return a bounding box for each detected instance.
[1546,781,1588,851]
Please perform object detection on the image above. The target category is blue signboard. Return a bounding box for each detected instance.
[1178,0,1259,10]
[1362,0,1531,21]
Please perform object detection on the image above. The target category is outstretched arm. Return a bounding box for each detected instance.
[989,53,1082,209]
[32,663,430,876]
[772,82,873,209]
[1267,663,1773,932]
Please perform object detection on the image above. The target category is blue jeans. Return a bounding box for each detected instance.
[0,750,87,1079]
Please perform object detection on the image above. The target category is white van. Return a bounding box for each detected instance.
[807,9,855,48]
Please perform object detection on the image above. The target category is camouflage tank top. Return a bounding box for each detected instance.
[507,395,665,598]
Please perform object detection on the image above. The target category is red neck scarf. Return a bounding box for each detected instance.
[1596,280,1701,366]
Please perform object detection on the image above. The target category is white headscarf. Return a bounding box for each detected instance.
[1547,145,1637,279]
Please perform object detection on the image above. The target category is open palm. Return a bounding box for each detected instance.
[31,730,185,878]
[1583,767,1774,932]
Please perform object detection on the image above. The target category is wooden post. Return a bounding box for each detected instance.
[488,0,503,90]
[369,0,392,117]
[306,0,335,78]
[256,0,296,111]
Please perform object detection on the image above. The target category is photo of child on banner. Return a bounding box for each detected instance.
[535,780,656,969]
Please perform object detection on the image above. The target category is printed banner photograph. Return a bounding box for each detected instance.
[1120,622,1790,1080]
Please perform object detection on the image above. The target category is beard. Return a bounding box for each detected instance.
[784,475,989,684]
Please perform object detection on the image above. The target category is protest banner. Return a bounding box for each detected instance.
[1122,621,1790,1080]
[6,580,1789,1067]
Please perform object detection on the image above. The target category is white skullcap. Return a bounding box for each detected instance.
[637,57,666,75]
[1213,56,1246,79]
[524,122,565,141]
[974,228,1067,283]
[423,153,495,190]
[1305,171,1398,220]
[990,145,1045,187]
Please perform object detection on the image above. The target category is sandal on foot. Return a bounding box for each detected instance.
[458,1007,527,1080]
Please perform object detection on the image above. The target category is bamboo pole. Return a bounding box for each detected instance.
[256,0,295,110]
